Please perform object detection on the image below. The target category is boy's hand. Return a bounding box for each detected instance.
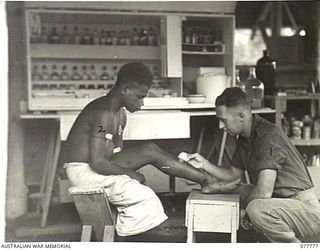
[132,172,146,184]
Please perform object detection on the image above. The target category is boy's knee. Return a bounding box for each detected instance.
[144,142,162,155]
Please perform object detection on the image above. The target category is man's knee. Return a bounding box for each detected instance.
[246,199,269,224]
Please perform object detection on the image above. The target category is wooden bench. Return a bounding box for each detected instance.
[68,187,116,242]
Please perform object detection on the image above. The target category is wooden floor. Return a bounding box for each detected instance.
[5,194,268,243]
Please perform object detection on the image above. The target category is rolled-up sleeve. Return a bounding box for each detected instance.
[253,134,287,174]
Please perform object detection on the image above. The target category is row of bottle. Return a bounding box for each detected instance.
[32,64,118,82]
[31,64,161,82]
[30,25,159,46]
[282,115,320,140]
[182,26,223,45]
[302,153,320,167]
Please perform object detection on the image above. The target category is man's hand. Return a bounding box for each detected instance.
[187,153,207,169]
[131,172,146,184]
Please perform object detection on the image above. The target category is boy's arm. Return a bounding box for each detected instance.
[89,112,145,183]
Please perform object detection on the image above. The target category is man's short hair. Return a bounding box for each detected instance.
[116,62,153,87]
[215,87,251,108]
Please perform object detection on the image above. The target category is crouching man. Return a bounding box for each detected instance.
[188,87,320,242]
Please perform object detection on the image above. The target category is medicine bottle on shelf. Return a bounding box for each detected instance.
[72,26,81,45]
[100,66,110,80]
[61,65,70,81]
[60,25,71,44]
[89,65,98,80]
[71,66,82,81]
[48,27,59,44]
[41,65,50,81]
[32,65,41,81]
[100,30,106,45]
[244,66,264,109]
[82,28,92,45]
[40,27,48,44]
[81,65,91,80]
[235,69,245,92]
[50,64,60,80]
[256,50,276,96]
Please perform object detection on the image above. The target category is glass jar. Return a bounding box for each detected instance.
[244,66,264,109]
[256,50,276,96]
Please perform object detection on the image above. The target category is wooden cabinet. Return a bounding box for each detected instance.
[25,8,235,111]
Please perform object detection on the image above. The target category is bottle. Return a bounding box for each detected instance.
[111,30,118,45]
[100,66,110,80]
[48,27,60,44]
[111,65,118,80]
[72,26,81,45]
[89,65,98,80]
[256,50,276,96]
[60,25,71,44]
[244,66,264,109]
[106,31,113,45]
[31,65,41,81]
[132,27,140,45]
[119,30,126,45]
[41,65,50,80]
[100,30,106,45]
[139,28,148,46]
[147,27,155,46]
[82,28,92,45]
[92,29,100,45]
[50,64,60,80]
[81,65,91,80]
[61,65,70,80]
[235,69,246,92]
[40,27,48,43]
[125,30,131,45]
[71,66,82,80]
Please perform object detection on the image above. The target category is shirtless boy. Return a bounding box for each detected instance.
[64,62,240,237]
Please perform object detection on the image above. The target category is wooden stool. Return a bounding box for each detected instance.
[185,190,240,243]
[69,187,116,242]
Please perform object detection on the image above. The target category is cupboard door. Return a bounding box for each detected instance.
[160,15,182,78]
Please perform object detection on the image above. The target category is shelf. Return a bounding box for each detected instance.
[182,51,225,55]
[276,94,320,100]
[32,80,115,85]
[290,139,320,146]
[182,43,223,47]
[30,44,161,60]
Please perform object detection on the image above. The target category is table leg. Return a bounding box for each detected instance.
[41,131,61,228]
[231,206,237,243]
[187,204,195,243]
[38,127,55,214]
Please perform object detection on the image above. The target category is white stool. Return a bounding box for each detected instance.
[185,190,240,243]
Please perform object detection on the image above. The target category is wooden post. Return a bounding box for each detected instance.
[317,2,320,84]
[6,2,28,219]
[273,2,283,37]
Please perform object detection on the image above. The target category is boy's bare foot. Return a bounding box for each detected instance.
[201,171,241,194]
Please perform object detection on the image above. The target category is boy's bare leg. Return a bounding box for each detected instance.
[111,142,241,193]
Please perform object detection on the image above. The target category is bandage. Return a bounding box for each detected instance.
[105,133,113,140]
[178,152,190,162]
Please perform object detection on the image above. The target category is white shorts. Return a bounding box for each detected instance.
[64,162,168,236]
